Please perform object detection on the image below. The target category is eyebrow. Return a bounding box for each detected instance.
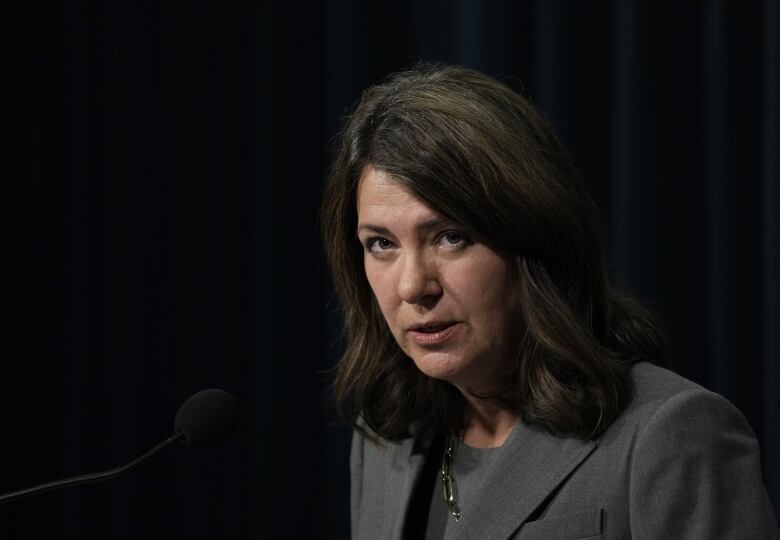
[356,216,447,236]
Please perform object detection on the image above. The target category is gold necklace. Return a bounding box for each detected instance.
[440,434,461,521]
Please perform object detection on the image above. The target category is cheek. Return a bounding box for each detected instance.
[364,263,398,317]
[447,257,515,316]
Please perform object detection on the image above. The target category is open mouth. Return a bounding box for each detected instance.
[408,322,460,345]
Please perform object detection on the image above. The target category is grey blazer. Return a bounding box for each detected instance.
[350,363,779,539]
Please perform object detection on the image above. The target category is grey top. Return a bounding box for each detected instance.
[350,362,780,539]
[425,440,504,539]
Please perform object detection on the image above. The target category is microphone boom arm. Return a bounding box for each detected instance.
[0,432,186,505]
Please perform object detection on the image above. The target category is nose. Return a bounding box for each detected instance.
[397,251,442,306]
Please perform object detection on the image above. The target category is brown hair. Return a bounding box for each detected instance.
[321,63,667,442]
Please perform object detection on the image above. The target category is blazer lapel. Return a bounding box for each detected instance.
[456,423,597,539]
[383,437,429,540]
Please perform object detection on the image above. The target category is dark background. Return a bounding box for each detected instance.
[2,1,778,538]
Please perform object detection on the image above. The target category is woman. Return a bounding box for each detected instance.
[321,64,778,539]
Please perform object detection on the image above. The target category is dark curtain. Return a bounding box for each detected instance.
[2,1,777,538]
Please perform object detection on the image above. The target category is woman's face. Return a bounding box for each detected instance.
[356,165,520,393]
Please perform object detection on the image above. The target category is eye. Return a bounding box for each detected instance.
[439,231,470,249]
[365,237,395,253]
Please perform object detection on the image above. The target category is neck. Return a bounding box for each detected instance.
[460,397,519,448]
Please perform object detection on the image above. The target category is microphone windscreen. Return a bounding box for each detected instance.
[174,389,239,447]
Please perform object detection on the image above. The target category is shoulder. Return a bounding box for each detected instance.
[620,361,760,476]
[605,361,762,475]
[607,362,779,538]
[627,361,709,409]
[611,361,750,438]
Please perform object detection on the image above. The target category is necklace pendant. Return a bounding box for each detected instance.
[441,434,462,521]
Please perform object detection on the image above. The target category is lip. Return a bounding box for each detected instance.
[408,322,460,345]
[407,320,457,331]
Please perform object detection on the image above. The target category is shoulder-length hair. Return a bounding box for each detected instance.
[321,63,667,442]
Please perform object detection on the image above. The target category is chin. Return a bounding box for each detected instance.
[409,350,469,383]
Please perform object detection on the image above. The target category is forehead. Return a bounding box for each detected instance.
[356,166,440,224]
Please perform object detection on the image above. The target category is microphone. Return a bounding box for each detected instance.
[0,388,239,505]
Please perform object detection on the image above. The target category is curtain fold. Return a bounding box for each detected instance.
[761,0,779,506]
